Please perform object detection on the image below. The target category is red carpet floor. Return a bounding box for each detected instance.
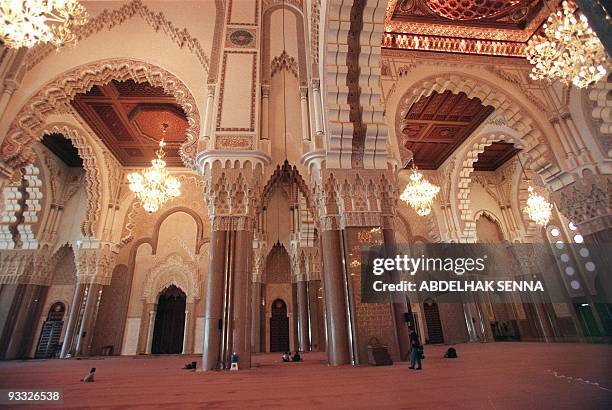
[0,343,611,409]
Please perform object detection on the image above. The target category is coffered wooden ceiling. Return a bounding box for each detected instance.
[399,90,495,169]
[72,80,188,167]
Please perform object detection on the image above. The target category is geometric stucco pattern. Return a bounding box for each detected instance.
[142,253,200,304]
[0,59,201,174]
[23,0,211,74]
[552,172,612,237]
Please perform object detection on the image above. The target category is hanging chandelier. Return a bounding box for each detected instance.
[399,159,440,217]
[127,126,180,213]
[517,155,552,227]
[524,186,553,227]
[526,1,607,88]
[0,0,88,49]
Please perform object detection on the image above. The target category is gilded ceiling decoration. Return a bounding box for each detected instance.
[384,0,554,57]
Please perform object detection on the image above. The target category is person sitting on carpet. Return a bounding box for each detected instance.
[292,351,302,362]
[82,367,96,382]
[282,352,291,362]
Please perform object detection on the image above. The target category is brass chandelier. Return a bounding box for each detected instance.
[399,158,440,217]
[127,125,181,213]
[526,1,607,88]
[0,0,88,49]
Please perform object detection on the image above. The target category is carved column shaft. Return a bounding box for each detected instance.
[251,280,262,353]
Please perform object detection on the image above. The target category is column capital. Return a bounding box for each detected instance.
[74,242,117,285]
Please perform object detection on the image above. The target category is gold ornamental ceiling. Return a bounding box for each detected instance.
[384,0,556,57]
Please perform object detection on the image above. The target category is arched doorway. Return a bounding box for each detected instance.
[152,285,186,354]
[270,299,289,352]
[423,298,444,344]
[35,302,66,358]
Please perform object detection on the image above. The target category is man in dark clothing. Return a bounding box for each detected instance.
[408,328,422,370]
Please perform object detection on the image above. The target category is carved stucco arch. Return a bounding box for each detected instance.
[473,209,507,242]
[454,130,527,242]
[393,72,560,181]
[1,58,201,174]
[142,253,200,304]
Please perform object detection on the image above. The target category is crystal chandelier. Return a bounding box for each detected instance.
[524,186,553,227]
[526,1,608,88]
[399,159,440,216]
[0,0,88,49]
[127,128,180,213]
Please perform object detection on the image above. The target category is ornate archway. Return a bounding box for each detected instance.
[1,58,201,177]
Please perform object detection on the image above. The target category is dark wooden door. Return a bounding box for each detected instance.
[270,299,289,352]
[424,298,444,344]
[152,285,186,354]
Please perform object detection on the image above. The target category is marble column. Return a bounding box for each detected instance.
[60,284,85,358]
[202,229,227,370]
[203,84,216,139]
[383,228,411,361]
[251,281,262,353]
[231,229,253,367]
[299,87,310,141]
[75,283,102,357]
[0,284,47,359]
[296,278,309,351]
[182,305,191,354]
[307,280,322,351]
[311,79,323,136]
[321,229,351,365]
[261,85,270,140]
[145,305,157,354]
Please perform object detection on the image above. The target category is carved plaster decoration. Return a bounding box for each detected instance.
[325,0,388,169]
[270,51,299,78]
[215,135,254,150]
[74,243,117,285]
[23,0,211,73]
[1,59,201,177]
[310,0,320,73]
[142,253,200,304]
[0,245,56,285]
[552,172,612,236]
[588,77,612,136]
[201,161,264,231]
[315,169,397,231]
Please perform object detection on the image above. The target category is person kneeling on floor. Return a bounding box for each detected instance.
[282,351,291,362]
[292,351,302,362]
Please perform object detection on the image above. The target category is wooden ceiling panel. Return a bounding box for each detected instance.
[72,80,187,167]
[474,142,521,171]
[400,90,495,169]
